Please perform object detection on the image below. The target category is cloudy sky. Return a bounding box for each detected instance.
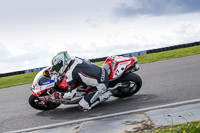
[1,0,200,73]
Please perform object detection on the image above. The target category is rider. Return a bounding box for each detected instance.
[51,51,112,111]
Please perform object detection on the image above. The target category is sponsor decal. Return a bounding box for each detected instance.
[114,69,120,77]
[41,80,55,85]
[122,50,147,57]
[119,62,129,65]
[34,83,40,90]
[100,68,105,82]
[24,67,46,74]
[46,83,55,88]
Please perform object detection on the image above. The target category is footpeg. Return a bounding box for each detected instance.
[108,83,122,90]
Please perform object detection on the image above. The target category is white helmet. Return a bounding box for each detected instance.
[51,51,71,74]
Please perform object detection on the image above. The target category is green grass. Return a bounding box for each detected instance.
[94,45,200,66]
[137,45,200,64]
[0,72,38,89]
[141,120,200,133]
[0,45,200,89]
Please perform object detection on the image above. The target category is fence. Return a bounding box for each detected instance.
[0,67,46,78]
[1,41,200,78]
[89,41,200,62]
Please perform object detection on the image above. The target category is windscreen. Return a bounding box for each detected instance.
[38,75,51,86]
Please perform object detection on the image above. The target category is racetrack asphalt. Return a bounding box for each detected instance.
[1,54,200,133]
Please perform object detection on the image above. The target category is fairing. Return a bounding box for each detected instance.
[103,56,136,80]
[31,67,56,96]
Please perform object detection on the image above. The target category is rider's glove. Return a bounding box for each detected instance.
[62,89,77,99]
[51,74,58,82]
[62,92,72,99]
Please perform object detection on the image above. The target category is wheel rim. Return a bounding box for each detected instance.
[33,97,57,108]
[122,81,137,94]
[33,98,46,107]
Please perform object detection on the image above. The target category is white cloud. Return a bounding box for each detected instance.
[0,1,200,73]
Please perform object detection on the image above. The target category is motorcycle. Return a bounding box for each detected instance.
[29,56,142,111]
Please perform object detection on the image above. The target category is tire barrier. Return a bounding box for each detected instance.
[147,41,200,54]
[1,41,200,78]
[0,70,24,78]
[0,67,46,78]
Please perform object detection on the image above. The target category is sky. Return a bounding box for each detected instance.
[1,0,200,73]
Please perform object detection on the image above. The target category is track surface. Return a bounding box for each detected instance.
[1,55,200,132]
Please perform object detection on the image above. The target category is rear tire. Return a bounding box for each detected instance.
[110,73,142,98]
[29,95,61,111]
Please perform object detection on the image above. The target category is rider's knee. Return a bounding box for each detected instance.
[96,83,107,93]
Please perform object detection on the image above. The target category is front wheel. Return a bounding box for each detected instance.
[110,73,142,98]
[29,95,61,111]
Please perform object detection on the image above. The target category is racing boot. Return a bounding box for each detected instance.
[99,91,112,102]
[78,91,112,111]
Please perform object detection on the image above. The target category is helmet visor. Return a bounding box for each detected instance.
[52,52,67,74]
[52,60,63,73]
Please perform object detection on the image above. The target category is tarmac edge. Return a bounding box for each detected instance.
[6,98,200,133]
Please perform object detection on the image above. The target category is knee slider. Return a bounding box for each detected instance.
[79,98,91,111]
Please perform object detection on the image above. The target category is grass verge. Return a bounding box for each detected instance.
[0,45,200,89]
[0,72,38,89]
[140,120,200,133]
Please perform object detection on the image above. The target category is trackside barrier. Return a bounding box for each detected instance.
[0,70,25,78]
[89,41,200,62]
[122,50,147,57]
[147,41,200,54]
[0,67,46,78]
[0,41,200,78]
[24,67,46,74]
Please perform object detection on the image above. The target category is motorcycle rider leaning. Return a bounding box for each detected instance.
[51,51,112,111]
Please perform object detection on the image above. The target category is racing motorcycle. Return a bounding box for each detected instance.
[29,56,142,111]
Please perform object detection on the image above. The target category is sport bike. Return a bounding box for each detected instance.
[29,56,142,110]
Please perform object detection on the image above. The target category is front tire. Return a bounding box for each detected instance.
[110,73,142,98]
[29,95,61,111]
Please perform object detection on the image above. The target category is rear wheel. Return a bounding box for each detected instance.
[110,73,142,98]
[29,95,61,111]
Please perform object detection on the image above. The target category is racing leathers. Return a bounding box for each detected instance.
[54,57,112,111]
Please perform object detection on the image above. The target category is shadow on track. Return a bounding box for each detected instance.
[36,94,157,121]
